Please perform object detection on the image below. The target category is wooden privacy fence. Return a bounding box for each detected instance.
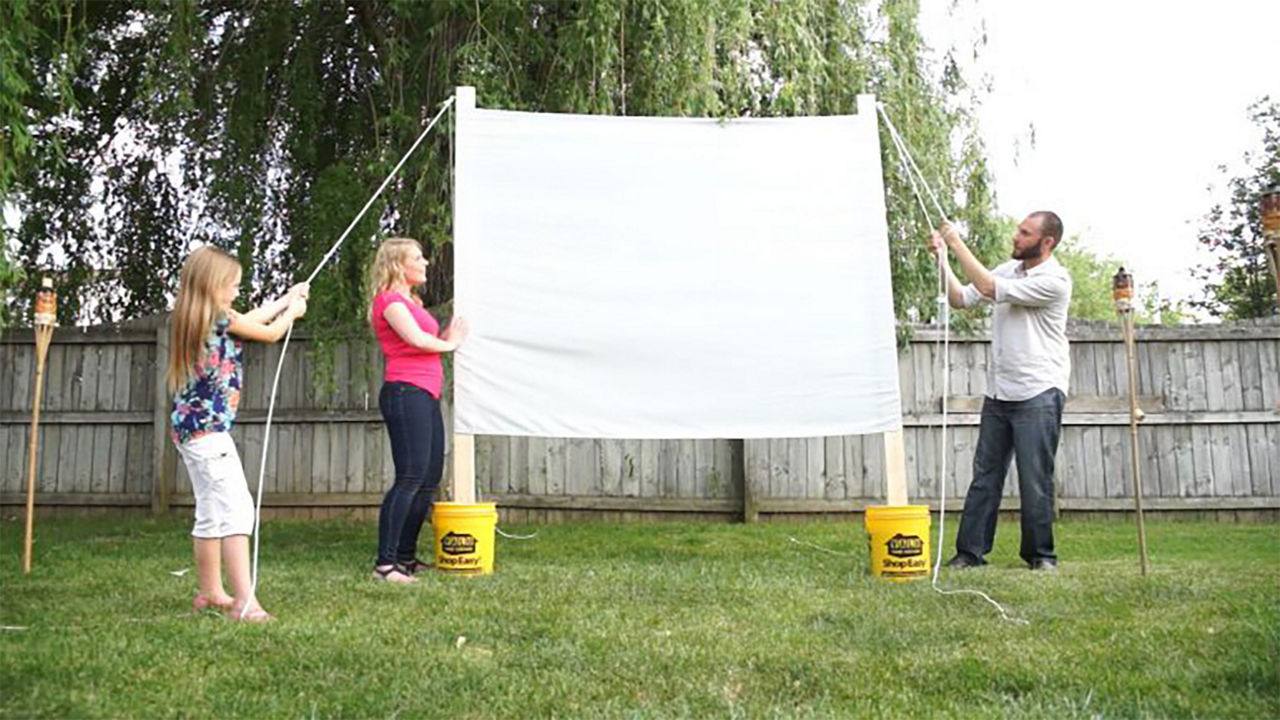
[1,320,1277,521]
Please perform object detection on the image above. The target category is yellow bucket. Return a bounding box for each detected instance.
[431,502,498,575]
[864,505,931,581]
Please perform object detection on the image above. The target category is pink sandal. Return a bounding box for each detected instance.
[226,603,274,623]
[373,564,417,584]
[192,593,235,614]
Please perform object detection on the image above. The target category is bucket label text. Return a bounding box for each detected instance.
[442,531,478,556]
[885,533,924,558]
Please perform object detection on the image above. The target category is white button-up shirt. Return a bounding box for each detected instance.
[961,256,1072,401]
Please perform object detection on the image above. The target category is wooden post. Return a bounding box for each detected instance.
[883,429,908,505]
[1121,313,1150,576]
[737,440,757,523]
[452,432,476,504]
[450,85,478,506]
[151,324,174,515]
[22,325,54,574]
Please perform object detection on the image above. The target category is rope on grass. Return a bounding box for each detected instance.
[877,104,1028,626]
[787,536,859,557]
[244,95,457,618]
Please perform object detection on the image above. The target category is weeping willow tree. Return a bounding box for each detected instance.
[3,0,1003,339]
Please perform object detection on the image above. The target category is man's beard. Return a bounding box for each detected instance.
[1012,238,1046,260]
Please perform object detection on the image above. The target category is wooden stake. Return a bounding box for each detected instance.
[23,323,54,574]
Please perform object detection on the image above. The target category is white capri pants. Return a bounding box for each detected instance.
[177,432,254,538]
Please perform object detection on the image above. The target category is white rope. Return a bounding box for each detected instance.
[496,527,539,540]
[787,536,859,557]
[877,104,1027,626]
[242,96,456,618]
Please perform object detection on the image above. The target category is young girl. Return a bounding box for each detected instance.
[169,246,308,621]
[367,237,467,583]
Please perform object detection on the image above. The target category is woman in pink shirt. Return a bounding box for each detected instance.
[366,237,468,584]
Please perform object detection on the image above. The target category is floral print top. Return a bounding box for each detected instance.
[171,316,242,445]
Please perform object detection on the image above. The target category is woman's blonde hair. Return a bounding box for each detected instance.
[366,237,423,323]
[167,246,242,392]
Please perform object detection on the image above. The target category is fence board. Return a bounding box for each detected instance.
[1185,342,1209,412]
[526,437,547,497]
[1209,426,1235,498]
[1081,426,1105,499]
[692,439,714,498]
[501,436,524,495]
[90,425,110,493]
[1059,427,1087,499]
[0,345,10,410]
[597,439,621,496]
[39,425,59,493]
[12,345,33,412]
[365,423,386,493]
[1229,424,1252,497]
[1165,341,1188,411]
[125,425,148,496]
[311,423,332,494]
[862,433,885,501]
[1259,340,1280,410]
[1222,342,1245,411]
[1172,424,1195,497]
[746,440,765,499]
[823,436,844,500]
[1189,425,1214,496]
[488,437,510,495]
[0,427,11,493]
[566,438,597,496]
[1268,425,1280,497]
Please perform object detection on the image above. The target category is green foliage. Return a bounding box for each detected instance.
[1,517,1277,718]
[1191,97,1280,319]
[0,239,23,328]
[1057,243,1188,325]
[5,0,998,343]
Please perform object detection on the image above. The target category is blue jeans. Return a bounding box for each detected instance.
[954,387,1064,565]
[376,382,444,566]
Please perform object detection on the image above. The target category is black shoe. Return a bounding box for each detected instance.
[946,554,983,569]
[1029,558,1059,572]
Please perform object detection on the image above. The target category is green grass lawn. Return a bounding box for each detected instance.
[1,515,1277,719]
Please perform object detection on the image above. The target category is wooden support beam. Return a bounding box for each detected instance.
[883,429,908,505]
[452,432,476,504]
[448,85,479,507]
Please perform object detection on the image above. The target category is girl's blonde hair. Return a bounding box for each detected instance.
[167,246,242,392]
[366,237,423,323]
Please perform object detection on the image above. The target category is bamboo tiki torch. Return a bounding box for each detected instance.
[1261,185,1280,314]
[1112,267,1149,577]
[23,277,57,574]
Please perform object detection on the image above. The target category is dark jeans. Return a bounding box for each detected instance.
[376,382,444,566]
[954,387,1064,565]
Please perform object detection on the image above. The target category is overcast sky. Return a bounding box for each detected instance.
[920,0,1280,307]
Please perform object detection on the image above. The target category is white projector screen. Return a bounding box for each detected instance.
[453,89,901,439]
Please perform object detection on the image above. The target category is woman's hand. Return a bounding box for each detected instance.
[288,282,311,300]
[443,316,469,349]
[289,296,308,319]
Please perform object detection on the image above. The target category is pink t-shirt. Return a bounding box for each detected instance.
[371,291,444,398]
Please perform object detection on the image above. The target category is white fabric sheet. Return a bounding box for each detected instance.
[453,95,901,439]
